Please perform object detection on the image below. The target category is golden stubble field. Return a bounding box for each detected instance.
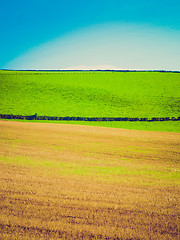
[0,120,179,239]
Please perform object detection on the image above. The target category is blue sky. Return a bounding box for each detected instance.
[1,0,180,70]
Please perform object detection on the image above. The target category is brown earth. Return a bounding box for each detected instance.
[0,120,179,239]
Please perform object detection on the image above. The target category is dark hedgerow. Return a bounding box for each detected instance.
[0,114,179,122]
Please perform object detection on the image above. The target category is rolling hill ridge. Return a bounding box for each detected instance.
[0,70,179,131]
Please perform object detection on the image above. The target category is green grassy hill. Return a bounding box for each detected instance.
[0,70,180,132]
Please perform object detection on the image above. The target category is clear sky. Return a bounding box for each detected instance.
[1,0,180,70]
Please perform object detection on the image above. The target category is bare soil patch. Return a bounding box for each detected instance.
[0,120,179,239]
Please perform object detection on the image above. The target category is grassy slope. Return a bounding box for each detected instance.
[0,70,180,132]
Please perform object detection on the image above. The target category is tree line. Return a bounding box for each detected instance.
[0,114,179,122]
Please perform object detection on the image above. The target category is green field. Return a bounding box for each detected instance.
[0,70,179,132]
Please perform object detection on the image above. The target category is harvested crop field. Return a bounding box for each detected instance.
[0,120,179,239]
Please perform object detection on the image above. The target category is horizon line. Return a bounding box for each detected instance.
[1,69,180,73]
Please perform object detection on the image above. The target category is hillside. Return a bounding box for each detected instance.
[0,70,179,131]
